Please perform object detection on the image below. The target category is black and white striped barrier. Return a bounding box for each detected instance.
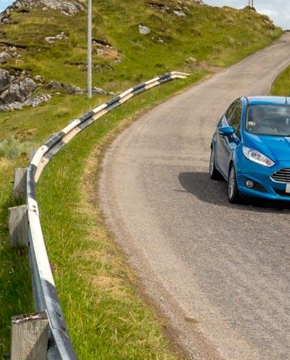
[11,71,189,360]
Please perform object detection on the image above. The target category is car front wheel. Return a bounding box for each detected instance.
[228,165,240,203]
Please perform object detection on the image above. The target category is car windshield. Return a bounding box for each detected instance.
[246,104,290,136]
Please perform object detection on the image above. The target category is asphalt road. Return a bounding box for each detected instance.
[99,34,290,360]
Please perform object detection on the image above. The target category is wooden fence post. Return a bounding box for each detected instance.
[11,312,49,360]
[13,168,27,202]
[8,205,28,248]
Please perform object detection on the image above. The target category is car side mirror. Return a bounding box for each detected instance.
[218,126,234,136]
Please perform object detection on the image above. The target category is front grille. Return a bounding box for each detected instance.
[271,168,290,183]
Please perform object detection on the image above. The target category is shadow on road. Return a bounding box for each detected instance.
[178,171,290,213]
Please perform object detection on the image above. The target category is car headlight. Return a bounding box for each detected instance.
[242,146,274,167]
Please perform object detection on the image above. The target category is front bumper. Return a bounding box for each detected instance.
[236,157,290,201]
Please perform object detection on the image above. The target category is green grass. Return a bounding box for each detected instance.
[0,0,283,358]
[270,63,290,96]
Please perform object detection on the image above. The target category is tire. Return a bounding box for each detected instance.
[227,164,240,203]
[209,147,222,180]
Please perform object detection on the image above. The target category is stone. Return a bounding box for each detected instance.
[65,86,85,95]
[0,51,10,64]
[23,94,51,107]
[0,83,25,104]
[45,32,68,43]
[19,77,37,96]
[45,36,56,44]
[187,56,197,62]
[55,32,68,40]
[0,69,14,93]
[34,75,43,82]
[138,25,151,35]
[173,10,186,17]
[92,87,107,95]
[0,102,23,112]
[46,81,63,90]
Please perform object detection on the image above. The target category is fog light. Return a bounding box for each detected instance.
[246,180,254,188]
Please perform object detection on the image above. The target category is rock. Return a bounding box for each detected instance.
[65,86,85,95]
[138,24,151,35]
[19,77,37,96]
[92,87,107,95]
[0,102,23,112]
[34,75,43,82]
[0,69,14,93]
[149,3,170,12]
[97,48,104,55]
[187,56,197,62]
[0,77,36,104]
[23,94,51,107]
[0,83,25,104]
[45,32,68,43]
[0,51,10,64]
[55,32,68,40]
[173,10,186,17]
[46,80,63,90]
[45,36,56,44]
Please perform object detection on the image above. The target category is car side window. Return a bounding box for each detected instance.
[225,101,238,122]
[229,102,242,135]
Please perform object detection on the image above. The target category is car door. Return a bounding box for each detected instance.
[217,101,242,177]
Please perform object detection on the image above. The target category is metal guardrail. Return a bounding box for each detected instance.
[23,71,189,359]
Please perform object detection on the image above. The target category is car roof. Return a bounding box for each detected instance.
[245,96,290,106]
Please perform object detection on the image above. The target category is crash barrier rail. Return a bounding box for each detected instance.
[8,71,189,360]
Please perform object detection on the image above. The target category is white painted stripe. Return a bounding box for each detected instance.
[144,77,160,85]
[119,88,134,98]
[61,119,81,135]
[28,211,55,286]
[30,145,49,167]
[92,103,107,114]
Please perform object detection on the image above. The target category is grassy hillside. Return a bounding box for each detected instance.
[1,1,281,90]
[0,1,282,359]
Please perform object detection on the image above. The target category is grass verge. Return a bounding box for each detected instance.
[270,64,290,96]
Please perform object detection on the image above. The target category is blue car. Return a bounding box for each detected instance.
[210,96,290,203]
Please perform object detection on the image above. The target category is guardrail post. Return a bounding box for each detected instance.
[13,168,27,202]
[11,312,49,360]
[29,149,37,162]
[8,205,28,248]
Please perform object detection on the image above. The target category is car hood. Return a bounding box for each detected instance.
[244,133,290,162]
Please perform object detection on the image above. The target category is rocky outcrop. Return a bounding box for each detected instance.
[0,69,52,112]
[0,0,84,24]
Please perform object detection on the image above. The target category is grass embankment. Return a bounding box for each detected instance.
[270,63,290,96]
[0,0,282,358]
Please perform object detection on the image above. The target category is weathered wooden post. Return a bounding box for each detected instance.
[11,312,49,360]
[8,205,28,248]
[13,168,27,202]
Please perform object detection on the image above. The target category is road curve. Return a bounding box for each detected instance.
[99,34,290,360]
